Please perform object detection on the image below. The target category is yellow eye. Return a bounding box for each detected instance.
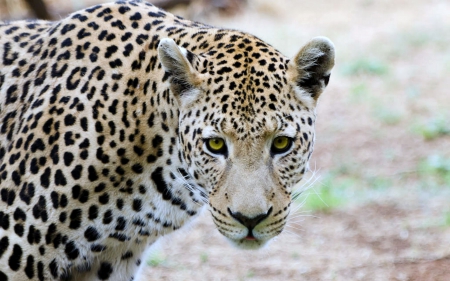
[271,136,292,154]
[206,138,227,154]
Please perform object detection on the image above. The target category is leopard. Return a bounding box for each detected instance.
[0,0,335,280]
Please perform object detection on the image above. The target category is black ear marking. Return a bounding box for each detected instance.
[292,37,335,100]
[185,51,195,64]
[170,75,192,96]
[157,38,200,103]
[324,74,330,86]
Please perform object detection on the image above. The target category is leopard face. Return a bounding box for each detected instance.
[159,36,335,249]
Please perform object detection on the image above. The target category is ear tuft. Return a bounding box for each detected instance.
[158,38,200,101]
[291,36,335,100]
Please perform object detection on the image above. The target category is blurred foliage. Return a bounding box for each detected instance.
[419,155,450,179]
[200,252,208,263]
[246,270,255,278]
[444,211,450,227]
[412,115,450,140]
[297,173,350,212]
[147,251,168,267]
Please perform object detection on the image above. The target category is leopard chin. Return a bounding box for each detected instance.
[227,237,271,250]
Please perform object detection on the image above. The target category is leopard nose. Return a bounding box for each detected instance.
[228,207,273,230]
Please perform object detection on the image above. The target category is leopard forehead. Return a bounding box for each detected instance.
[177,42,314,141]
[185,39,295,116]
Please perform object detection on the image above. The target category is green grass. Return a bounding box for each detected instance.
[444,212,450,227]
[298,173,354,212]
[413,116,450,140]
[200,252,208,263]
[366,176,392,190]
[423,155,450,173]
[296,164,397,212]
[301,187,341,212]
[296,152,450,214]
[147,251,168,267]
[246,270,255,278]
[418,155,450,185]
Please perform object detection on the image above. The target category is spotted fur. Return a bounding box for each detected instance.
[0,1,335,280]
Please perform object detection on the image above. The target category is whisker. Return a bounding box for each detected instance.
[282,229,303,238]
[285,223,305,231]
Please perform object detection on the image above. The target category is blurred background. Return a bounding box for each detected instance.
[2,0,450,280]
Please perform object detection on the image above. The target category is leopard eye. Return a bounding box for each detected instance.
[205,138,227,155]
[271,136,293,154]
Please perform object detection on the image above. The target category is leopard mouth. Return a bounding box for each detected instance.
[244,234,257,241]
[224,230,272,250]
[231,237,268,250]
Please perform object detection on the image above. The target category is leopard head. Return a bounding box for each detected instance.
[158,34,335,249]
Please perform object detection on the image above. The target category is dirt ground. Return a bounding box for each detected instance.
[1,0,450,280]
[144,202,450,280]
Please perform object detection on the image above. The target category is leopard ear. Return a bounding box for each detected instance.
[290,37,335,103]
[158,38,201,106]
